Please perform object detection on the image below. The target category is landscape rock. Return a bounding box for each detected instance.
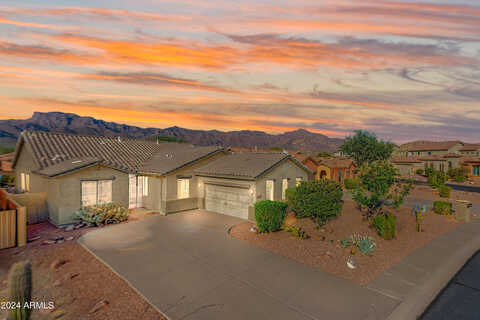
[27,235,41,242]
[283,214,297,227]
[65,236,75,241]
[74,223,85,230]
[347,257,357,269]
[42,240,56,245]
[50,259,69,271]
[64,225,75,232]
[250,225,257,232]
[53,279,62,287]
[56,240,64,244]
[89,300,109,314]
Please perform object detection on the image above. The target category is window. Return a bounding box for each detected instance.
[20,172,30,192]
[81,180,112,207]
[266,180,274,201]
[296,177,303,186]
[142,176,149,196]
[338,170,343,183]
[281,179,288,200]
[177,179,190,199]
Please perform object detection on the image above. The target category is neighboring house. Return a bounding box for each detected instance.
[316,158,356,185]
[12,130,225,225]
[0,152,14,173]
[291,153,319,180]
[459,144,480,157]
[396,141,464,158]
[194,152,312,220]
[390,158,424,176]
[461,157,480,179]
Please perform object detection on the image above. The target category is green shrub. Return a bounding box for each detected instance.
[438,185,451,198]
[371,213,396,240]
[428,170,447,189]
[353,161,412,219]
[286,180,343,226]
[425,167,435,177]
[448,167,468,182]
[344,178,361,190]
[416,169,424,175]
[433,201,452,215]
[254,200,288,233]
[1,174,14,185]
[75,203,129,226]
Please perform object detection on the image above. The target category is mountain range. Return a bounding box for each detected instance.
[0,112,344,153]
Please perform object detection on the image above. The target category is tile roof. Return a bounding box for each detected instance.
[461,157,480,164]
[391,157,423,164]
[398,141,462,152]
[195,152,310,179]
[0,152,14,161]
[317,157,354,169]
[14,130,222,176]
[139,144,223,175]
[460,144,480,151]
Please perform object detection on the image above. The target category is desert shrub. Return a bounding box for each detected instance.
[0,174,14,185]
[371,213,396,240]
[416,169,424,175]
[283,225,310,239]
[425,167,435,177]
[448,167,468,183]
[433,201,452,215]
[438,185,451,198]
[344,177,361,190]
[340,234,376,256]
[353,161,412,219]
[254,200,288,233]
[428,170,447,189]
[75,203,129,226]
[286,180,343,226]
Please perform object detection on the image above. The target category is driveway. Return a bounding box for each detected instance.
[79,210,399,320]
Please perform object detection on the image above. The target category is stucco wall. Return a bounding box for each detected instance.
[14,146,48,193]
[256,158,309,202]
[9,192,48,224]
[49,165,129,225]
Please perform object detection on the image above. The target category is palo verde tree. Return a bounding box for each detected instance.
[353,161,412,220]
[340,130,395,167]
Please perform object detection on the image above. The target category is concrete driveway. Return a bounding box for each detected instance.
[79,210,399,320]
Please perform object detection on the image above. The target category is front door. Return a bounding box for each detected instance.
[473,166,480,176]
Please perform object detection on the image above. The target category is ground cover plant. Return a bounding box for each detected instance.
[447,167,468,183]
[286,180,343,227]
[340,234,376,256]
[75,203,129,226]
[438,185,452,198]
[344,177,361,190]
[433,201,453,215]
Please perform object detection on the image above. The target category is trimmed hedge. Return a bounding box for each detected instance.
[286,179,343,226]
[254,200,288,233]
[371,213,396,240]
[438,185,451,198]
[415,169,424,175]
[344,178,361,190]
[433,201,452,215]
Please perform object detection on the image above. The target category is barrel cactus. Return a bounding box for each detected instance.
[8,261,32,320]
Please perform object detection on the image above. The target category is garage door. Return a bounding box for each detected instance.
[205,184,250,219]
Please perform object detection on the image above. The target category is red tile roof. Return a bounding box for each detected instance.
[398,141,462,152]
[317,157,354,169]
[460,144,480,151]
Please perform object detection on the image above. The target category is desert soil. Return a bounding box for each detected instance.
[409,185,480,203]
[230,200,463,286]
[0,210,165,320]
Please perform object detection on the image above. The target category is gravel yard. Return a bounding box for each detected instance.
[230,200,463,286]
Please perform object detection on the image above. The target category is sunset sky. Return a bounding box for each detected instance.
[1,0,479,143]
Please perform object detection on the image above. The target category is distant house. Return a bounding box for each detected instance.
[396,141,464,158]
[459,144,480,157]
[390,158,424,176]
[316,158,356,185]
[461,157,480,179]
[194,152,312,220]
[0,152,14,173]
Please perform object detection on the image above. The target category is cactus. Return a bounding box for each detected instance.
[8,261,32,320]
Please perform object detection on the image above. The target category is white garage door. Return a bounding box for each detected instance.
[205,184,250,219]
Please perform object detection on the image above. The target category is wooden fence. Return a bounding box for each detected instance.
[0,188,26,249]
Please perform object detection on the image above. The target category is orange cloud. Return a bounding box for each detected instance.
[0,16,61,30]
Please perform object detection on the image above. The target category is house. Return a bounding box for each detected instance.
[396,141,464,158]
[459,144,480,157]
[194,152,312,220]
[461,157,480,179]
[291,153,319,180]
[390,157,424,176]
[12,130,225,225]
[0,152,14,173]
[315,157,356,185]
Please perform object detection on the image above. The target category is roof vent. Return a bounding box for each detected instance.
[72,160,83,164]
[117,136,122,142]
